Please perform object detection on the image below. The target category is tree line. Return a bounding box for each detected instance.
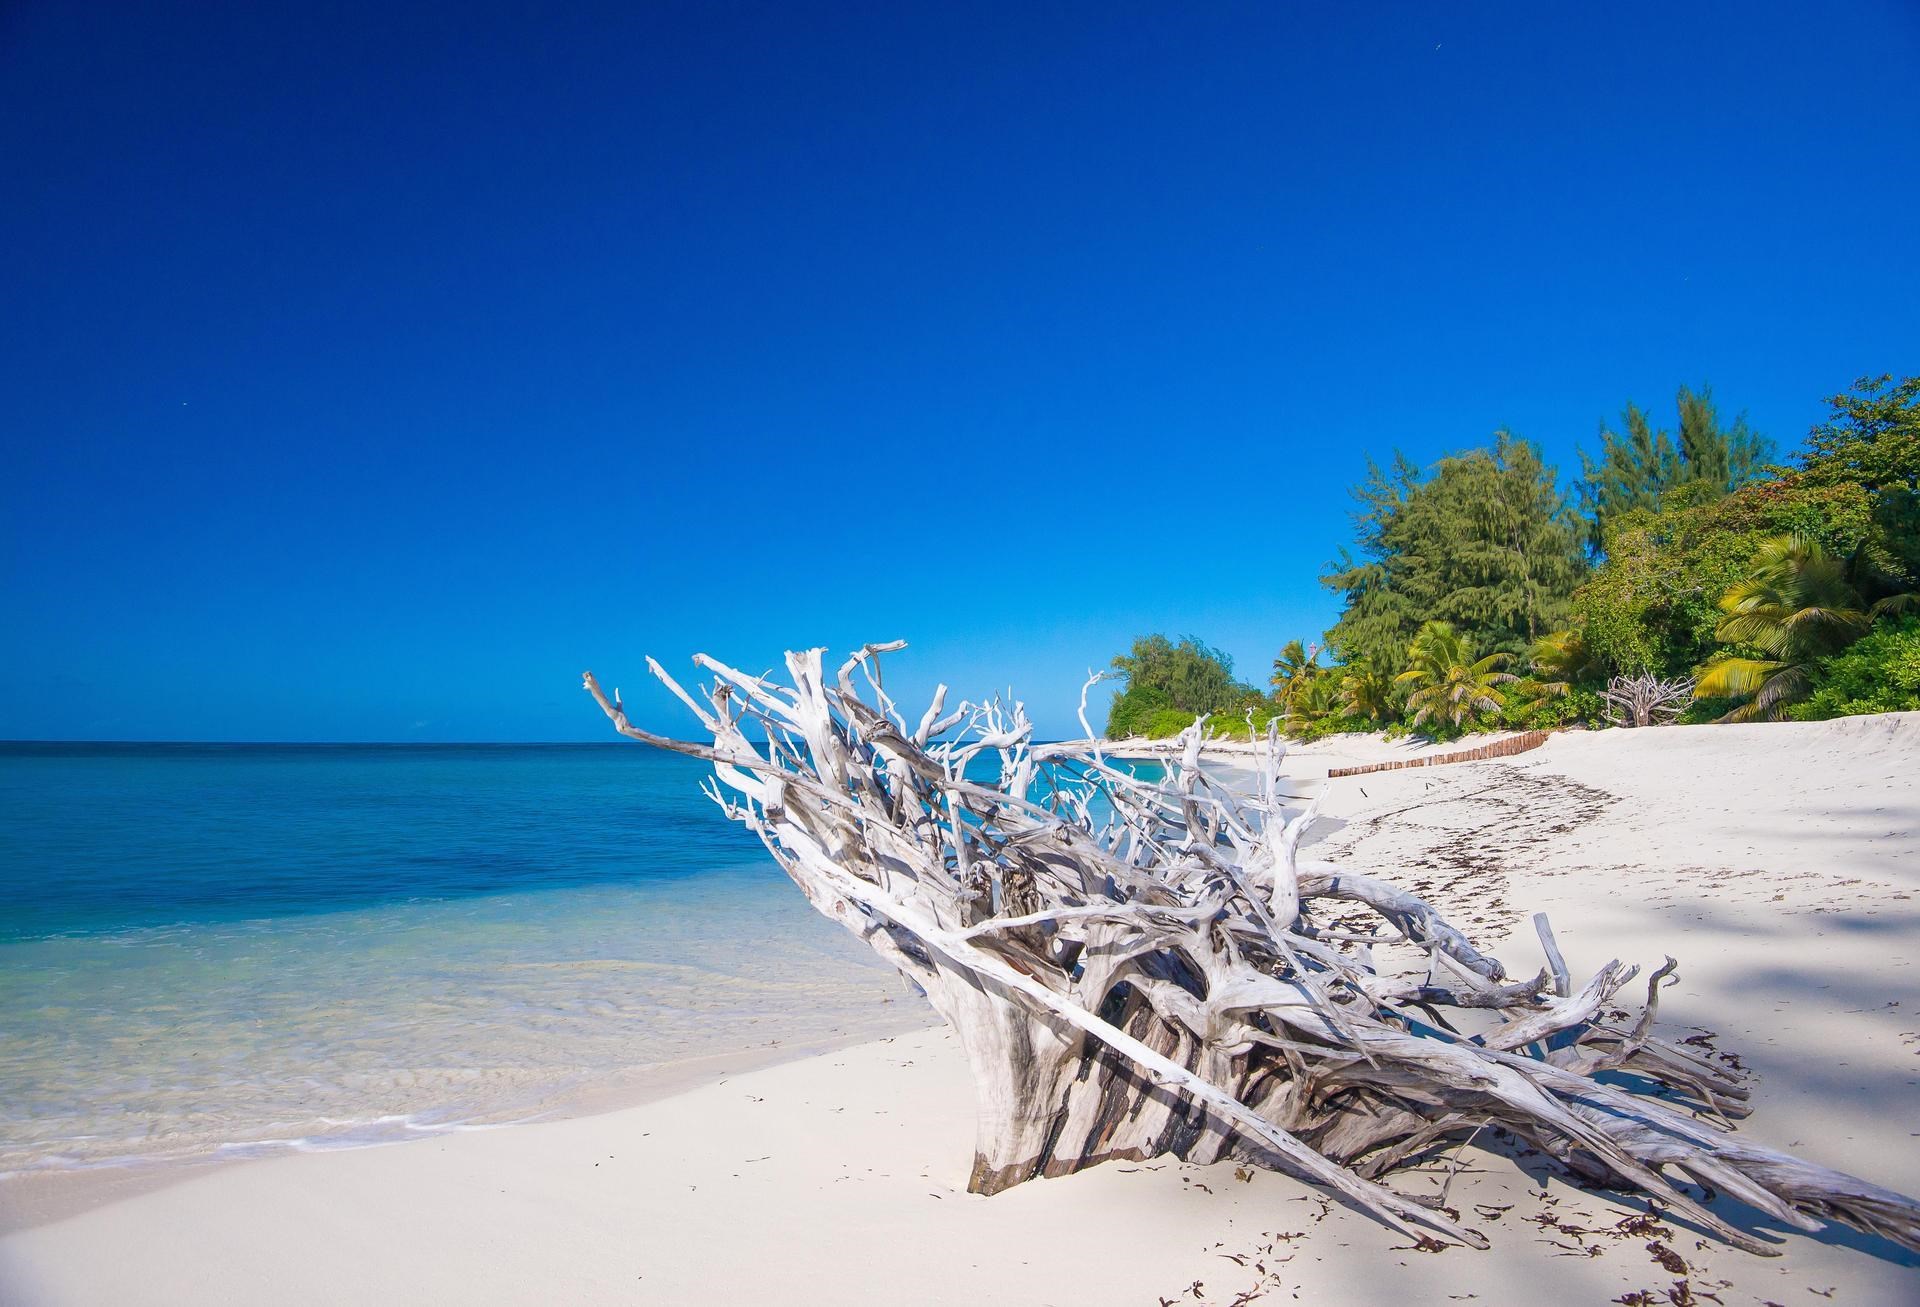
[1105,374,1919,740]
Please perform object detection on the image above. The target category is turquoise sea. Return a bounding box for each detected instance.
[0,743,924,1177]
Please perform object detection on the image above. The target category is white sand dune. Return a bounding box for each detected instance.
[4,715,1917,1305]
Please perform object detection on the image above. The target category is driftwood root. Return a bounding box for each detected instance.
[583,644,1920,1256]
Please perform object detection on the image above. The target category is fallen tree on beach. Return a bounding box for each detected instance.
[582,642,1920,1255]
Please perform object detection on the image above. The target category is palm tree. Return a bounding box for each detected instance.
[1267,641,1328,729]
[1694,534,1870,721]
[1336,656,1397,725]
[1288,669,1342,731]
[1269,640,1322,714]
[1528,628,1605,697]
[1393,622,1516,734]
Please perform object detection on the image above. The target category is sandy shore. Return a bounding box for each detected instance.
[5,715,1917,1304]
[1103,727,1537,767]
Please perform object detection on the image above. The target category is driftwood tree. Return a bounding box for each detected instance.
[583,643,1920,1255]
[1603,673,1695,727]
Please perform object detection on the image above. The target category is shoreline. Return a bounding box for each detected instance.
[4,714,1917,1303]
[0,1019,934,1237]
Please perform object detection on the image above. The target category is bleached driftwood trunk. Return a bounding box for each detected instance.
[584,643,1920,1255]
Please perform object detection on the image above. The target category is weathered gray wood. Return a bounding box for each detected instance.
[1603,672,1694,727]
[1533,910,1573,997]
[583,644,1920,1256]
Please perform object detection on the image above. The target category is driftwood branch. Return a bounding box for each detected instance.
[1603,673,1695,727]
[583,645,1920,1257]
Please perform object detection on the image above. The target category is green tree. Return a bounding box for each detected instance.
[1336,657,1398,725]
[1287,670,1342,735]
[1324,434,1587,668]
[1103,684,1171,739]
[1801,373,1920,478]
[1693,535,1870,722]
[1105,635,1255,735]
[1566,473,1879,682]
[1319,454,1423,675]
[1392,621,1516,736]
[1269,639,1323,712]
[1797,373,1920,597]
[1109,635,1240,712]
[1578,385,1771,554]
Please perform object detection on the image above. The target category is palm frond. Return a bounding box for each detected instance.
[1713,610,1795,655]
[1780,605,1869,636]
[1694,657,1781,700]
[1749,664,1811,718]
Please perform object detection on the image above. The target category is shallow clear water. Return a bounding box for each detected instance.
[0,744,924,1175]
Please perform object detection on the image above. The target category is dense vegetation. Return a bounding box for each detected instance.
[1104,375,1919,741]
[1104,636,1277,739]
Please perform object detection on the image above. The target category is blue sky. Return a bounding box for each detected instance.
[4,2,1917,741]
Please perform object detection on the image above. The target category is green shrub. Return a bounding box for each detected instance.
[1222,700,1285,740]
[1143,707,1202,738]
[1285,712,1358,742]
[1105,684,1171,737]
[1506,681,1604,729]
[1791,617,1920,720]
[1679,688,1744,724]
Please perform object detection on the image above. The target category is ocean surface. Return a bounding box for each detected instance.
[0,743,928,1178]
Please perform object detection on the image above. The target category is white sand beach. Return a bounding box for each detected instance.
[4,715,1917,1305]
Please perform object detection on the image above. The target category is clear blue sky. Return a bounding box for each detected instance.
[4,2,1917,741]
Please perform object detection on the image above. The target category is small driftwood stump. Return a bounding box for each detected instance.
[1603,673,1694,727]
[584,643,1920,1255]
